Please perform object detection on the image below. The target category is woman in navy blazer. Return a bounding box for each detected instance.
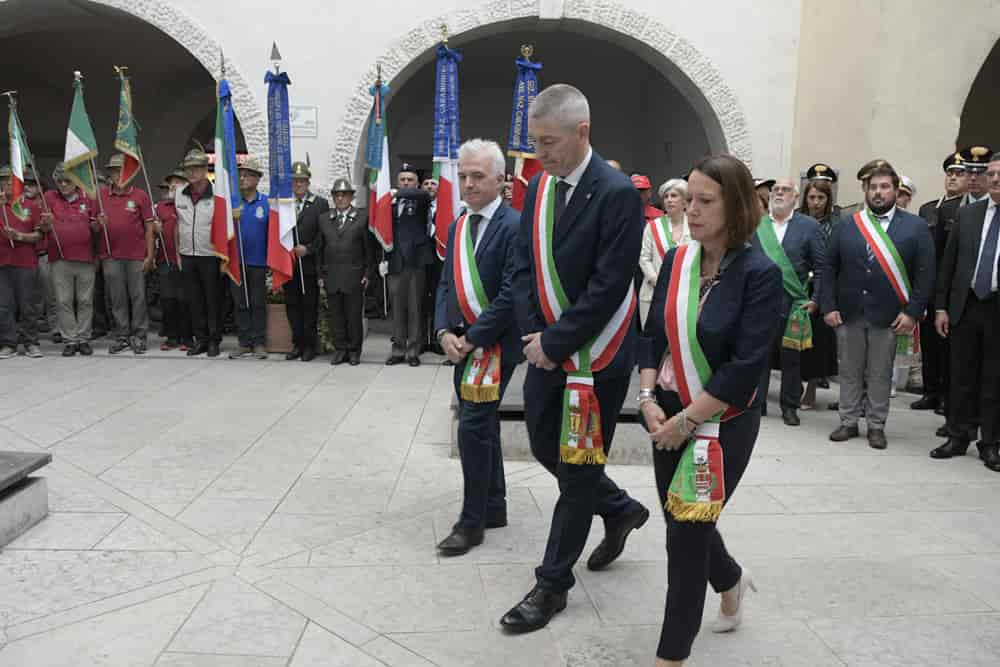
[638,155,782,665]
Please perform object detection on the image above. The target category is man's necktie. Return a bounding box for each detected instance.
[296,199,303,216]
[974,208,999,299]
[554,180,571,225]
[867,215,889,264]
[468,213,483,246]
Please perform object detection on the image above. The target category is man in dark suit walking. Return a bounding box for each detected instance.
[433,139,524,556]
[502,84,649,632]
[317,178,373,366]
[753,177,824,426]
[285,161,330,362]
[821,161,936,449]
[930,154,1000,471]
[386,164,435,366]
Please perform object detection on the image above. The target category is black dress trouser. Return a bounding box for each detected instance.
[652,389,759,662]
[919,315,948,400]
[326,286,365,353]
[947,292,1000,444]
[284,269,319,352]
[181,255,222,345]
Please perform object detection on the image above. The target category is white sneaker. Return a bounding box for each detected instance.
[711,570,757,633]
[0,345,16,360]
[24,344,43,359]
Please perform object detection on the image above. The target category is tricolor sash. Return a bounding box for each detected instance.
[453,213,502,403]
[533,172,637,465]
[649,215,675,260]
[755,216,813,351]
[663,242,728,522]
[852,210,916,352]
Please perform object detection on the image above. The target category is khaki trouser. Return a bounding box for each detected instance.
[51,260,96,345]
[102,258,149,342]
[34,254,59,331]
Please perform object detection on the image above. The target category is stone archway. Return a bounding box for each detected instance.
[91,0,268,159]
[329,0,752,191]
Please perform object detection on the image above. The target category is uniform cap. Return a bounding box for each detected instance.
[182,149,210,168]
[291,161,311,179]
[805,163,838,183]
[958,145,993,171]
[105,154,125,170]
[753,178,775,190]
[239,157,264,176]
[856,159,894,182]
[331,177,355,194]
[943,152,966,173]
[630,174,652,190]
[898,175,916,197]
[398,162,419,176]
[52,163,68,181]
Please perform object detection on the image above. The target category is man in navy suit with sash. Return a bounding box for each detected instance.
[753,177,824,426]
[821,161,935,450]
[502,84,649,633]
[433,139,524,555]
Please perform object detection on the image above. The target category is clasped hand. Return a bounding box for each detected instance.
[641,401,691,451]
[441,332,471,364]
[522,332,556,370]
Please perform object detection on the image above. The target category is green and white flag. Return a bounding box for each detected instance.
[64,76,99,197]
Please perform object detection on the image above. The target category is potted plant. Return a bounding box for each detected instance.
[265,271,294,353]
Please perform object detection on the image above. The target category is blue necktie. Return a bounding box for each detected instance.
[974,208,999,299]
[866,215,888,264]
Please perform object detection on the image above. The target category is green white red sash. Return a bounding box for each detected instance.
[453,213,502,403]
[533,172,637,465]
[755,215,813,351]
[663,242,730,522]
[649,215,675,260]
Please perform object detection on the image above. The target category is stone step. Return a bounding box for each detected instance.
[0,451,53,548]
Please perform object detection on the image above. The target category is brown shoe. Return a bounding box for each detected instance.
[829,424,859,442]
[867,429,887,450]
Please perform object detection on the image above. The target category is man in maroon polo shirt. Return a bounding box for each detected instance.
[39,163,98,356]
[155,169,192,351]
[23,170,59,342]
[95,154,155,354]
[0,164,44,359]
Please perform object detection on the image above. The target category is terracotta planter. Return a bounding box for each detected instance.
[265,303,294,353]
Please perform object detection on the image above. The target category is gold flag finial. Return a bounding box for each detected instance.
[440,23,449,45]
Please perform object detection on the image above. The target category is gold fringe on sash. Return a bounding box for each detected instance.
[666,492,724,522]
[560,445,608,466]
[459,383,500,403]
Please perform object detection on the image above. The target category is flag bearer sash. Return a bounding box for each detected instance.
[755,216,813,351]
[453,213,501,403]
[852,210,916,352]
[663,242,747,522]
[532,172,637,465]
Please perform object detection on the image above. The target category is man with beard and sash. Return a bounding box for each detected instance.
[930,154,1000,472]
[752,177,824,426]
[503,84,649,632]
[821,161,935,450]
[433,139,523,556]
[912,153,967,419]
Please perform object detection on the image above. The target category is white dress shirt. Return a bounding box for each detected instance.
[770,210,793,244]
[866,206,895,231]
[466,196,502,252]
[971,199,1000,292]
[557,146,594,202]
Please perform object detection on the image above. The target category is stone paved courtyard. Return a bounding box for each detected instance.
[1,334,999,666]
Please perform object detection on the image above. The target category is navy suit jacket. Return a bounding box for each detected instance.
[750,212,824,318]
[512,150,643,382]
[387,188,435,273]
[820,208,936,328]
[640,244,783,410]
[434,202,524,366]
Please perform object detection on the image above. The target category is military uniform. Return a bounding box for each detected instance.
[959,145,993,208]
[283,161,329,361]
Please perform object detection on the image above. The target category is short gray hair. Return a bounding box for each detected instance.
[658,178,689,201]
[458,139,505,178]
[528,84,590,128]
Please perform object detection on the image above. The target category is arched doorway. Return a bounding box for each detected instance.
[0,0,263,182]
[958,38,1000,150]
[331,2,750,195]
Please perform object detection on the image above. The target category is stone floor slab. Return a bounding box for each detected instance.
[288,621,385,667]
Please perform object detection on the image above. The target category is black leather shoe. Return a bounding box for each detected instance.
[867,429,888,450]
[982,444,1000,471]
[301,348,316,362]
[817,378,830,389]
[934,405,947,416]
[910,395,939,411]
[781,407,801,426]
[407,356,421,367]
[829,424,859,442]
[930,437,969,459]
[485,511,508,529]
[499,586,567,633]
[385,355,405,366]
[109,338,130,354]
[436,525,484,556]
[207,342,220,358]
[62,344,77,357]
[330,350,348,365]
[187,342,208,357]
[935,424,950,438]
[348,352,361,366]
[77,342,93,356]
[587,502,650,571]
[285,347,301,361]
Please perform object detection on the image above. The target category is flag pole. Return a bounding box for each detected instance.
[221,52,249,308]
[271,45,306,295]
[114,65,173,268]
[90,159,112,256]
[1,200,13,249]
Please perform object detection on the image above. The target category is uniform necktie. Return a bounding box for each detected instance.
[468,213,483,246]
[555,180,572,225]
[974,208,999,299]
[296,199,303,216]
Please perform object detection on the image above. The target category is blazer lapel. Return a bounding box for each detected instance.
[474,205,504,263]
[554,159,600,245]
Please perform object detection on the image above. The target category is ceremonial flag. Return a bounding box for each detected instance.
[63,76,99,197]
[212,78,242,284]
[7,104,32,219]
[113,75,141,187]
[366,76,393,251]
[265,70,295,291]
[432,44,462,260]
[507,49,543,210]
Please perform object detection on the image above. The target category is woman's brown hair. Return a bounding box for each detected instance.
[691,154,761,248]
[799,179,833,219]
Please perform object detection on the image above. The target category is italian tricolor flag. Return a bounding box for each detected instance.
[7,106,31,219]
[212,79,241,285]
[433,159,459,260]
